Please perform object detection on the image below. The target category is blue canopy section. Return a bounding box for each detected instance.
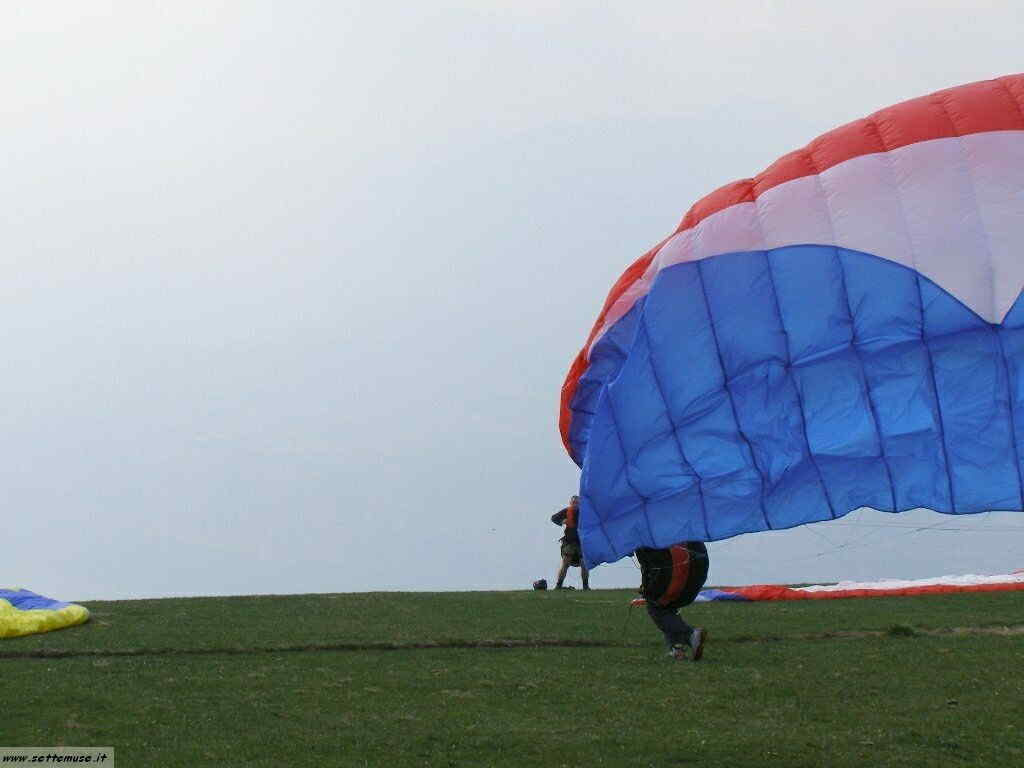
[2,590,74,611]
[576,245,1024,568]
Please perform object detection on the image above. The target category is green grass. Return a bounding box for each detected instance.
[2,589,1022,767]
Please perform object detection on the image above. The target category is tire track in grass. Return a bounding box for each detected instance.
[2,625,1022,660]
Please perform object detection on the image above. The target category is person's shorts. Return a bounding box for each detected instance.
[560,540,582,567]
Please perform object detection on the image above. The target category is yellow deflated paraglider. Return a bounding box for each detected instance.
[0,588,90,639]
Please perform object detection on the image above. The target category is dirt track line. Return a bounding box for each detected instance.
[0,639,624,659]
[3,625,1021,660]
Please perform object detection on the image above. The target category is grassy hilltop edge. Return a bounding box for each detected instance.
[1,589,1022,767]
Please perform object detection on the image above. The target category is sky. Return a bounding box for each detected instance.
[3,1,1023,600]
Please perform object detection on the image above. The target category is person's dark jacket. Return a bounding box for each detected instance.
[635,541,709,610]
[551,507,580,544]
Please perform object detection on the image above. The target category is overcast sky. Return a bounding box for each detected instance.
[3,2,1023,600]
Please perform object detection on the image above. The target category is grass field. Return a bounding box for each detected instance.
[1,588,1022,767]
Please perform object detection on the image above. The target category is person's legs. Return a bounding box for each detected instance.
[690,625,707,661]
[581,564,590,590]
[645,603,693,649]
[555,555,571,588]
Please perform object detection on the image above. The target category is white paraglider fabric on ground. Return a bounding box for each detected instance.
[692,570,1024,602]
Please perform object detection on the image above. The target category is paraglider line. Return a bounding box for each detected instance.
[800,519,879,561]
[620,599,636,639]
[796,515,965,562]
[825,514,1024,531]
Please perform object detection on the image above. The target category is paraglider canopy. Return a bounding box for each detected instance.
[0,589,90,638]
[562,74,1024,569]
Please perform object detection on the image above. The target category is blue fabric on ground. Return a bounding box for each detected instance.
[0,589,72,611]
[694,589,750,602]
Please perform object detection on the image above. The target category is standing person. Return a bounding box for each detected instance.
[635,541,708,661]
[551,495,590,590]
